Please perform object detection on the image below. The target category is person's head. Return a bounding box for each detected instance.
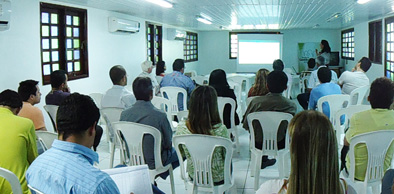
[0,89,23,115]
[56,93,99,148]
[50,70,68,89]
[132,77,153,101]
[273,59,285,71]
[187,86,221,135]
[266,71,287,93]
[287,110,341,194]
[209,69,229,88]
[320,39,331,53]
[316,56,325,67]
[317,67,331,83]
[368,77,394,109]
[141,61,154,74]
[109,65,127,86]
[18,80,41,105]
[357,57,372,72]
[307,58,316,70]
[173,59,185,73]
[156,61,166,76]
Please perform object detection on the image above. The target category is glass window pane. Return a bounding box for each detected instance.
[51,26,58,36]
[43,64,51,75]
[52,63,59,71]
[43,52,50,63]
[66,15,72,25]
[51,39,58,49]
[73,16,79,26]
[52,51,59,62]
[67,27,72,37]
[67,62,73,72]
[74,50,80,60]
[42,39,50,49]
[51,14,58,24]
[74,62,80,71]
[67,39,72,49]
[73,28,79,37]
[74,39,79,48]
[67,50,73,60]
[42,26,49,36]
[41,12,49,23]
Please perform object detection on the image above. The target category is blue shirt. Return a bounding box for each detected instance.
[308,82,342,118]
[26,140,120,194]
[160,71,195,110]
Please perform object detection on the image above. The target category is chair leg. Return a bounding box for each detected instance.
[250,153,255,177]
[169,166,176,194]
[254,155,262,190]
[109,142,115,168]
[233,127,240,153]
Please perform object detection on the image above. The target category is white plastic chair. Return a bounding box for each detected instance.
[89,93,105,125]
[346,130,394,194]
[282,83,292,99]
[333,105,371,150]
[247,111,293,190]
[299,74,310,93]
[100,107,123,168]
[191,75,208,85]
[28,184,44,194]
[349,85,369,105]
[43,105,59,132]
[173,135,235,194]
[0,167,23,194]
[151,96,178,130]
[217,97,240,152]
[113,121,175,194]
[160,86,188,113]
[317,94,350,123]
[228,80,244,117]
[36,131,58,151]
[177,110,189,122]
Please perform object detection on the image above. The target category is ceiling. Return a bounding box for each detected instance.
[55,0,394,31]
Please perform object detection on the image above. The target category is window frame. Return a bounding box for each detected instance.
[146,23,162,65]
[40,3,88,85]
[385,16,394,81]
[341,28,355,60]
[369,20,382,64]
[184,32,198,62]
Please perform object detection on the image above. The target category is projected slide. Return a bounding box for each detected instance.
[238,41,280,64]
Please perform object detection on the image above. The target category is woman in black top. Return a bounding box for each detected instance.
[209,69,240,129]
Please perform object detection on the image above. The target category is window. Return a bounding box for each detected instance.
[229,32,238,59]
[369,20,382,64]
[184,32,198,62]
[341,28,355,60]
[40,3,88,85]
[146,23,162,65]
[385,17,394,81]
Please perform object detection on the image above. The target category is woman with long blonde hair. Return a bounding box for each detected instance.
[248,68,270,97]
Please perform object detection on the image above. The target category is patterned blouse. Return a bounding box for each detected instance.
[175,121,230,183]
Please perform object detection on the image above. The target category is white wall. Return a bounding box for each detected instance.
[198,29,340,75]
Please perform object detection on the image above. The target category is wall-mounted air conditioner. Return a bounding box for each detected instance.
[167,28,187,41]
[108,17,140,33]
[0,0,11,31]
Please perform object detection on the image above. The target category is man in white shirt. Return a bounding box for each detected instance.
[338,57,371,94]
[138,61,159,95]
[102,65,136,109]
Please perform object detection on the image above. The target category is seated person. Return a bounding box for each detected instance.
[102,65,136,109]
[342,77,394,181]
[243,71,297,168]
[139,61,159,95]
[156,61,166,77]
[160,59,195,111]
[120,77,178,179]
[338,57,371,94]
[175,85,230,185]
[308,67,341,119]
[307,58,316,71]
[18,80,46,131]
[382,169,394,194]
[0,90,38,194]
[248,68,270,97]
[209,69,240,129]
[257,110,355,194]
[273,59,292,88]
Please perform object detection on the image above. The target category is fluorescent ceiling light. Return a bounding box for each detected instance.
[196,16,212,25]
[145,0,173,8]
[357,0,370,4]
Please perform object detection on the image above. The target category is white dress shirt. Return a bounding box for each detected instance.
[101,85,136,109]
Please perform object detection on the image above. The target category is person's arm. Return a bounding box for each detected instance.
[27,123,38,164]
[186,78,196,95]
[122,94,136,109]
[344,116,357,147]
[35,108,47,131]
[160,114,173,150]
[94,176,120,194]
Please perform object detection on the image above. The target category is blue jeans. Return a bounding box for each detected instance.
[382,169,394,194]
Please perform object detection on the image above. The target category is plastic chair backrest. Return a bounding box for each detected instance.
[151,96,173,124]
[247,111,293,156]
[0,167,23,194]
[192,75,208,85]
[36,131,58,151]
[160,86,188,112]
[228,76,248,93]
[100,107,123,143]
[317,94,350,123]
[113,121,165,169]
[217,97,235,128]
[89,93,103,108]
[299,75,310,93]
[43,105,59,132]
[185,70,197,77]
[177,110,189,121]
[348,130,394,183]
[28,184,44,194]
[282,82,292,99]
[173,135,233,191]
[349,85,369,105]
[246,96,257,108]
[155,76,163,84]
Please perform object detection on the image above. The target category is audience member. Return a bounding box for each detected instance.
[0,89,38,194]
[248,68,270,97]
[316,39,331,65]
[382,169,394,194]
[139,61,159,95]
[18,80,46,131]
[27,93,120,193]
[156,61,166,76]
[175,85,230,185]
[243,71,297,168]
[308,67,341,119]
[338,57,371,94]
[273,59,292,87]
[160,59,195,111]
[342,77,394,181]
[257,110,353,194]
[120,77,178,179]
[102,65,136,109]
[46,70,70,105]
[307,58,316,71]
[209,69,240,129]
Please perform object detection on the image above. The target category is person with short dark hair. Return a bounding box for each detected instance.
[18,80,46,131]
[338,57,372,94]
[342,77,394,181]
[160,58,195,111]
[102,65,136,109]
[243,71,297,169]
[27,93,120,193]
[0,89,38,194]
[46,70,70,105]
[120,77,178,179]
[307,58,316,70]
[273,59,292,88]
[156,61,166,76]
